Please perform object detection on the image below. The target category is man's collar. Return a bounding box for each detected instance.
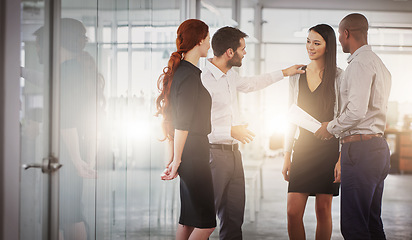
[347,45,371,63]
[206,58,227,81]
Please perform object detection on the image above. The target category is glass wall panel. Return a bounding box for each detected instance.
[96,0,129,239]
[57,0,185,239]
[148,1,182,238]
[200,1,235,28]
[59,1,99,239]
[20,0,50,239]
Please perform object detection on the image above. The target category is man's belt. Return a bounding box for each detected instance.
[210,143,239,151]
[341,134,382,144]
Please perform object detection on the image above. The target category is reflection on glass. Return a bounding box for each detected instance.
[58,18,101,240]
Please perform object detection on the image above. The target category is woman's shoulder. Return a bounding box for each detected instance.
[173,66,201,88]
[176,60,200,75]
[289,66,306,83]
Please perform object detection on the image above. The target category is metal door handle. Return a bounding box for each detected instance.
[49,162,63,171]
[22,163,43,170]
[22,157,62,173]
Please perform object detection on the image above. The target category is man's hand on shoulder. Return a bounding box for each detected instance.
[231,124,256,144]
[282,64,306,77]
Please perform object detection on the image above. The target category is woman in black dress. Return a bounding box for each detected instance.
[156,19,215,239]
[282,24,343,240]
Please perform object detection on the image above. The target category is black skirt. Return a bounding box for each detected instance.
[288,138,340,196]
[178,134,216,228]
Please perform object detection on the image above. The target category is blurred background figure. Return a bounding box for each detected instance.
[58,18,105,240]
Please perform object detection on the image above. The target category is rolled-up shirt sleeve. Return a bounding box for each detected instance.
[210,125,232,141]
[327,62,374,136]
[174,74,199,131]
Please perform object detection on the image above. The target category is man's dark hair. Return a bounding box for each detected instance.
[212,26,248,57]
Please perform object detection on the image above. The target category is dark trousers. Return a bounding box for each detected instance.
[340,137,390,240]
[210,148,245,240]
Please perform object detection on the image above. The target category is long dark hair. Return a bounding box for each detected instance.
[309,24,337,111]
[155,19,209,141]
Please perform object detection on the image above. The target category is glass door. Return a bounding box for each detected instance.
[20,0,61,239]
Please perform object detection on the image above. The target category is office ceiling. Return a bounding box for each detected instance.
[211,0,412,12]
[21,0,412,12]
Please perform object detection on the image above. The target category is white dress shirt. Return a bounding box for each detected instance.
[327,45,392,138]
[201,59,284,144]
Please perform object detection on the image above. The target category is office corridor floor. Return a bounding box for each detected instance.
[141,155,412,240]
[210,156,412,240]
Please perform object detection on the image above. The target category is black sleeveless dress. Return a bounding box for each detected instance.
[170,60,216,228]
[288,69,340,196]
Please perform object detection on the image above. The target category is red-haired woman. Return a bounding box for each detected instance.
[156,19,215,239]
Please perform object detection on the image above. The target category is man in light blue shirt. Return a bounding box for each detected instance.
[316,13,391,239]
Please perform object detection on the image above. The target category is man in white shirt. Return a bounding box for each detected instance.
[201,26,304,240]
[315,13,391,239]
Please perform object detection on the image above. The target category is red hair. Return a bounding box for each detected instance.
[156,19,209,141]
